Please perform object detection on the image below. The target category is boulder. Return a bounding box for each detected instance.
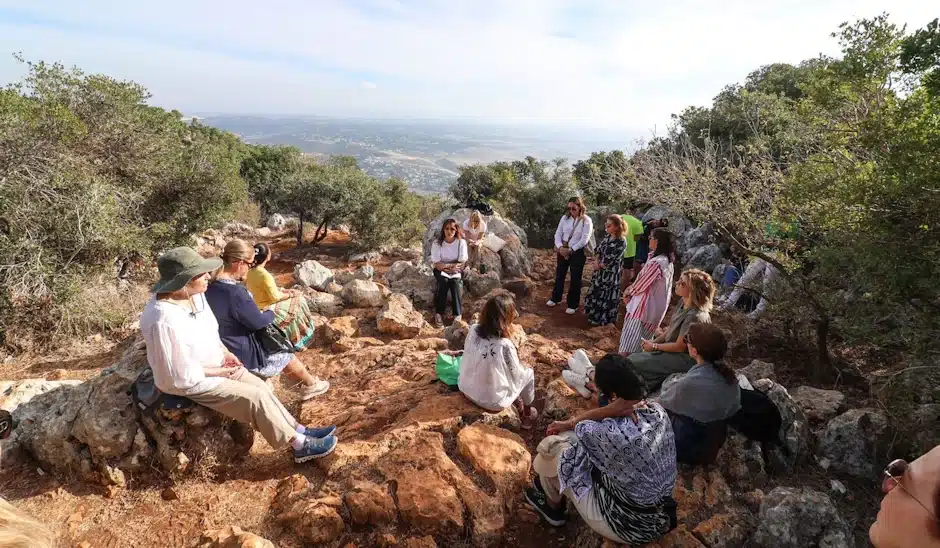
[284,501,345,545]
[344,481,397,525]
[753,487,851,548]
[303,290,343,318]
[377,294,427,339]
[464,270,502,298]
[684,244,725,274]
[456,424,530,494]
[641,206,692,241]
[423,209,530,279]
[818,408,889,478]
[716,433,767,491]
[349,250,382,263]
[790,386,846,423]
[335,265,376,285]
[443,319,470,351]
[680,223,714,256]
[754,380,811,470]
[265,213,287,231]
[322,317,360,343]
[342,279,385,308]
[221,222,256,238]
[0,379,83,412]
[384,261,436,309]
[294,260,334,291]
[737,360,776,383]
[199,526,275,548]
[501,277,536,299]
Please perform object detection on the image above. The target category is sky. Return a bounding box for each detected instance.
[0,1,936,136]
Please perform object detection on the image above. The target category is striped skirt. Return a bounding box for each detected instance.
[270,294,317,351]
[619,318,653,354]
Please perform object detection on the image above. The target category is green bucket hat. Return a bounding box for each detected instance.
[151,247,223,294]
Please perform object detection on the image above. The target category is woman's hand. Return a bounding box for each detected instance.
[205,366,241,379]
[222,351,242,368]
[547,419,576,435]
[654,327,665,337]
[622,289,632,305]
[640,339,656,352]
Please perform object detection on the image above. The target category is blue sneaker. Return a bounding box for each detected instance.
[293,435,337,463]
[304,425,337,439]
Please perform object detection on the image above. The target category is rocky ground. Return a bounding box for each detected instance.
[0,226,922,548]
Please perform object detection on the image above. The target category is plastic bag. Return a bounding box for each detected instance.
[435,352,462,387]
[483,233,506,253]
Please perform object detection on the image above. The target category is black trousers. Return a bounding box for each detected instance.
[551,248,586,309]
[433,269,463,316]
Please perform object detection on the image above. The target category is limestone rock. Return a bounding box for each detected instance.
[285,501,345,545]
[498,236,531,279]
[818,408,889,478]
[0,379,83,412]
[464,270,502,298]
[760,381,811,470]
[384,260,436,309]
[456,424,531,494]
[737,360,776,383]
[423,209,531,279]
[478,247,504,279]
[685,244,725,274]
[335,265,376,285]
[753,487,851,548]
[501,277,536,299]
[265,213,286,231]
[443,319,470,351]
[342,279,385,308]
[294,260,334,291]
[304,290,343,317]
[199,526,274,548]
[322,316,359,343]
[349,250,382,263]
[716,432,767,491]
[344,481,397,525]
[377,294,426,339]
[791,386,846,423]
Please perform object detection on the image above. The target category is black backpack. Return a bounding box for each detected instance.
[467,201,494,216]
[727,388,786,451]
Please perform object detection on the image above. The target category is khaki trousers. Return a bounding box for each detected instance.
[533,442,624,543]
[187,368,297,449]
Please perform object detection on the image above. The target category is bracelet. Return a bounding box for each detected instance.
[653,343,659,351]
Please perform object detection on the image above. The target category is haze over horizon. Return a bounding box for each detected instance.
[0,1,936,136]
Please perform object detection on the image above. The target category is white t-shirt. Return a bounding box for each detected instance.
[430,239,469,278]
[462,219,488,241]
[140,295,224,396]
[458,325,534,412]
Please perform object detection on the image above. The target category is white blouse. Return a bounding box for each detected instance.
[462,219,488,240]
[140,295,224,396]
[430,239,469,277]
[554,214,594,251]
[458,325,534,412]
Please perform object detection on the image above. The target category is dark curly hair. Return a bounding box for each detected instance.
[594,354,647,402]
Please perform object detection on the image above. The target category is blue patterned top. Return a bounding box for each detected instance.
[558,402,677,505]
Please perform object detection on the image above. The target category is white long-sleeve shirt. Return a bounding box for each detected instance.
[554,214,594,251]
[140,295,224,396]
[458,325,534,411]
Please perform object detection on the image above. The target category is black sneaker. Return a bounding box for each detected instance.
[525,482,567,526]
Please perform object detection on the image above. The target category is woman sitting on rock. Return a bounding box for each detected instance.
[529,354,677,544]
[244,242,318,351]
[458,291,538,428]
[627,268,715,390]
[619,227,676,355]
[870,444,940,547]
[430,218,468,327]
[659,323,740,464]
[548,196,594,315]
[462,210,487,269]
[140,246,337,463]
[584,214,627,326]
[206,240,330,401]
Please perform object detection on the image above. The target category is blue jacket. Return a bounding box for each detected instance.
[205,280,274,372]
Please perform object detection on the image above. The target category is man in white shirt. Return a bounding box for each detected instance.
[548,197,594,314]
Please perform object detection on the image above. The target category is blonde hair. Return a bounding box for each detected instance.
[468,210,483,229]
[220,239,255,268]
[680,269,717,314]
[0,498,54,548]
[606,214,626,239]
[567,196,587,218]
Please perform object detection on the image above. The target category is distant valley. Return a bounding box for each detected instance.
[198,115,631,195]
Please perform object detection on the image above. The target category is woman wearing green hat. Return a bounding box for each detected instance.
[139,247,337,463]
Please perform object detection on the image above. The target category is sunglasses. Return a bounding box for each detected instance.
[884,459,939,522]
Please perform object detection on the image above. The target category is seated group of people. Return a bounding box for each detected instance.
[140,241,337,463]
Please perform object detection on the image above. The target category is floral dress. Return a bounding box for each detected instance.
[584,235,626,325]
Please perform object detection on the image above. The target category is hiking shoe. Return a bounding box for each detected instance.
[565,308,577,315]
[562,370,592,399]
[546,300,558,307]
[300,379,330,401]
[433,313,444,327]
[304,424,337,439]
[525,483,567,526]
[293,435,337,463]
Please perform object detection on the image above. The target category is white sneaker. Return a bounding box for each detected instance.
[562,370,592,399]
[567,349,592,376]
[546,300,558,307]
[300,379,330,401]
[565,308,577,315]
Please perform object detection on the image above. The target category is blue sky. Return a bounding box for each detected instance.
[0,1,935,134]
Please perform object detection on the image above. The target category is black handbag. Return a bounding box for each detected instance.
[256,323,295,355]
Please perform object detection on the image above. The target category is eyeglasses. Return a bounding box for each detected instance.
[884,459,939,522]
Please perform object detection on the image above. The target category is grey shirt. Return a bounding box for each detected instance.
[658,303,710,344]
[658,362,741,423]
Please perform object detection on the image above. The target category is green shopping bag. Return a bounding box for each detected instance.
[435,352,462,388]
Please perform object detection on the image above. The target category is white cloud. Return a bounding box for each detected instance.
[0,0,935,133]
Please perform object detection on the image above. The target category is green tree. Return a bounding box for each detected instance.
[240,145,303,217]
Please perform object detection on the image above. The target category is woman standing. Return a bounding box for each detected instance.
[206,240,330,401]
[462,210,488,269]
[548,197,594,315]
[244,243,318,351]
[430,218,469,327]
[584,215,627,326]
[619,228,676,355]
